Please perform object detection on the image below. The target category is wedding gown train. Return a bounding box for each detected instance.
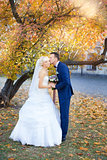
[9,76,62,147]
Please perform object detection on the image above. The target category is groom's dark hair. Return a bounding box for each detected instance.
[50,52,59,60]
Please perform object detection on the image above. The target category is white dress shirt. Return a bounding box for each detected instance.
[55,61,60,68]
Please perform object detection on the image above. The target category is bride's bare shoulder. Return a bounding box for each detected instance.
[39,68,47,77]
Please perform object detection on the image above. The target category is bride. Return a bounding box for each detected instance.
[9,56,62,147]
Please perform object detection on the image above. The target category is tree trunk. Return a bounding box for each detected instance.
[0,79,14,107]
[0,71,33,108]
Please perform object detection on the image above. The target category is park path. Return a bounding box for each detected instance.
[71,74,107,98]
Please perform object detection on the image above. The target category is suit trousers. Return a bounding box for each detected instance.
[59,97,71,139]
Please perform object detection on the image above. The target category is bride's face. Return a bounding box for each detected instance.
[43,59,50,69]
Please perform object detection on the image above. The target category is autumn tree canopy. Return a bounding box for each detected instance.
[0,0,107,80]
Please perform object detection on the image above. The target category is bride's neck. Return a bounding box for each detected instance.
[42,67,48,72]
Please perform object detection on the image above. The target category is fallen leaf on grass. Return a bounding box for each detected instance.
[75,120,84,124]
[102,138,106,142]
[72,143,77,145]
[84,140,89,144]
[101,122,105,126]
[102,153,107,156]
[94,142,101,145]
[101,145,107,152]
[84,140,89,146]
[76,153,83,156]
[79,147,88,151]
[8,123,13,126]
[98,132,103,136]
[84,136,90,139]
[11,148,16,151]
[8,158,15,160]
[56,151,60,154]
[6,144,11,148]
[69,154,73,157]
[81,128,86,130]
[95,151,101,153]
[82,158,91,160]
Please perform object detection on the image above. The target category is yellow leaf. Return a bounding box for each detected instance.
[84,140,89,144]
[95,151,101,153]
[94,142,101,145]
[6,144,11,148]
[79,147,88,151]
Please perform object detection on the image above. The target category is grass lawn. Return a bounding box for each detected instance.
[0,87,107,160]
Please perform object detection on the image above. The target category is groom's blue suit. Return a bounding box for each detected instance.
[55,61,74,140]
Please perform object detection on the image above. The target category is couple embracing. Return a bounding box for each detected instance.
[9,52,74,147]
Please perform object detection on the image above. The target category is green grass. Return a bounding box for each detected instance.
[0,93,107,160]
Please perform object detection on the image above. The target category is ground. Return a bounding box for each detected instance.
[0,78,107,160]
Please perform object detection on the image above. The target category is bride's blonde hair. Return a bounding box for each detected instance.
[39,56,49,66]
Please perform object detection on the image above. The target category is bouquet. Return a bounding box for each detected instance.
[49,75,58,83]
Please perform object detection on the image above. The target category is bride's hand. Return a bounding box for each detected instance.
[48,83,56,88]
[52,84,56,88]
[50,83,56,88]
[48,83,53,88]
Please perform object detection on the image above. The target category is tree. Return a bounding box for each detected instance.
[0,0,106,107]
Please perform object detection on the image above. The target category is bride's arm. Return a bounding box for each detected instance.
[38,70,51,89]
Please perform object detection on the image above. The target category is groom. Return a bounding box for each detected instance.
[50,52,74,142]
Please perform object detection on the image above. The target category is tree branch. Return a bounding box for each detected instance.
[64,38,107,66]
[44,7,79,26]
[63,59,107,66]
[9,0,23,24]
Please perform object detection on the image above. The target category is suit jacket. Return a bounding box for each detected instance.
[55,61,74,101]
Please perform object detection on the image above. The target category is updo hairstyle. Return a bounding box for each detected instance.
[39,56,49,67]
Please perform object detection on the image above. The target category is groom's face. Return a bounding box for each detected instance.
[50,54,57,65]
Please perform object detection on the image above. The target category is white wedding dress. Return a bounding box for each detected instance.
[9,75,62,147]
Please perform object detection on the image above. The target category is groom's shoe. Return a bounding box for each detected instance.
[62,138,66,142]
